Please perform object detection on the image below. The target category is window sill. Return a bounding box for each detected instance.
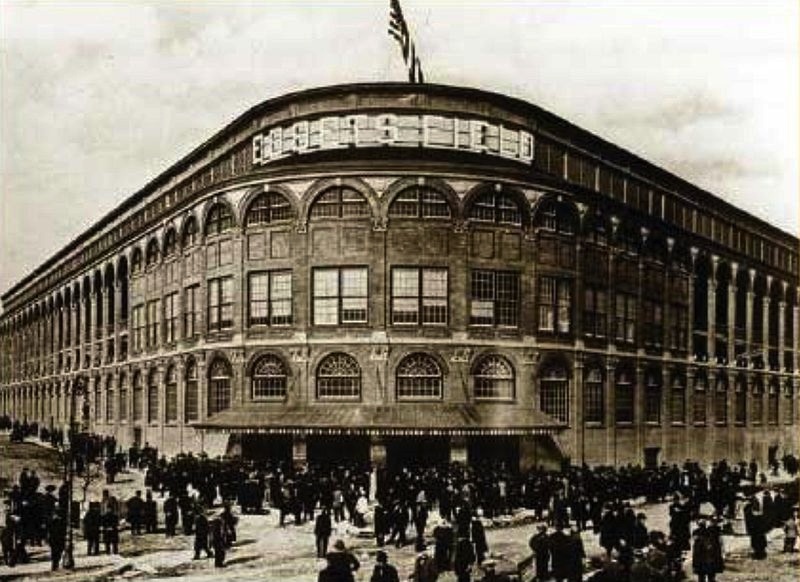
[584,422,605,428]
[644,421,661,427]
[670,421,686,427]
[615,422,634,428]
[252,397,288,403]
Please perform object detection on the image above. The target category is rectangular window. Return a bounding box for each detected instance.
[391,267,448,325]
[670,304,688,350]
[147,299,160,347]
[536,277,572,333]
[470,270,520,327]
[643,299,663,347]
[184,285,199,339]
[248,271,293,326]
[132,305,144,352]
[584,286,607,338]
[614,293,637,344]
[313,267,368,325]
[164,293,177,344]
[208,277,234,332]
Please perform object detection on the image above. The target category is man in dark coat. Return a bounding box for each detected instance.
[164,493,178,537]
[471,517,488,565]
[126,490,144,535]
[315,508,332,558]
[433,518,454,571]
[692,521,723,582]
[193,510,212,560]
[210,517,226,568]
[144,490,158,534]
[549,526,573,582]
[414,504,429,552]
[48,513,66,571]
[374,500,388,547]
[529,524,551,581]
[370,550,400,582]
[324,539,360,582]
[453,536,475,582]
[101,505,119,554]
[83,502,102,556]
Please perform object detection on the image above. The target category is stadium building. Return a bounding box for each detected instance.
[0,83,797,469]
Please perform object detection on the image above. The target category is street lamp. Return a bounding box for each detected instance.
[63,374,88,570]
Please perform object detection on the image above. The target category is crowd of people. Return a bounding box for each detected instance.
[0,417,798,581]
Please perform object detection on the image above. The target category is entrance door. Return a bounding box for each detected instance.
[386,437,450,471]
[133,427,142,448]
[467,436,520,471]
[644,447,660,469]
[307,436,370,466]
[241,435,292,464]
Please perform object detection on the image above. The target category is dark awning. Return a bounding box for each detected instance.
[194,403,566,436]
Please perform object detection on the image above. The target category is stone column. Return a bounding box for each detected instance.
[778,282,787,369]
[197,355,208,421]
[728,263,738,365]
[707,255,718,360]
[794,291,799,373]
[605,358,617,465]
[634,362,645,466]
[746,270,755,356]
[688,248,698,354]
[176,358,186,452]
[762,275,772,365]
[574,354,585,464]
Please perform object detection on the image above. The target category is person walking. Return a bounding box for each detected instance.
[101,505,119,555]
[453,536,475,582]
[210,516,226,568]
[528,524,551,581]
[193,509,213,560]
[315,508,332,558]
[164,493,178,537]
[48,513,66,571]
[323,539,360,582]
[783,511,798,553]
[83,502,102,556]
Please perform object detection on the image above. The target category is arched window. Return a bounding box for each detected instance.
[540,364,569,423]
[535,199,575,235]
[734,375,747,425]
[208,358,232,415]
[615,367,635,424]
[105,375,114,423]
[205,202,233,236]
[147,370,159,423]
[396,353,443,400]
[251,354,289,400]
[693,374,707,425]
[163,229,177,258]
[751,378,764,425]
[182,216,198,247]
[583,366,604,424]
[310,186,369,219]
[145,239,160,267]
[118,373,128,421]
[245,192,294,226]
[185,359,198,422]
[644,370,662,424]
[165,366,178,423]
[714,374,728,425]
[784,381,794,425]
[132,372,143,421]
[316,353,361,399]
[131,248,143,275]
[468,189,522,226]
[472,354,514,399]
[389,186,451,219]
[768,379,779,424]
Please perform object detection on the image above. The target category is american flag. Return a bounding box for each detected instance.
[388,0,425,84]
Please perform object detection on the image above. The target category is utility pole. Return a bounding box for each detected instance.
[63,374,86,569]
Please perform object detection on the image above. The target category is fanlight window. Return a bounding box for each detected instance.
[389,186,451,219]
[473,355,515,399]
[316,353,361,399]
[252,354,289,400]
[310,186,369,220]
[396,353,443,400]
[468,190,521,225]
[205,202,233,236]
[246,192,294,226]
[208,358,232,415]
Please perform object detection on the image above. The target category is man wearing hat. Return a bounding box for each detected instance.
[370,550,399,582]
[322,539,360,582]
[528,524,550,581]
[410,548,437,582]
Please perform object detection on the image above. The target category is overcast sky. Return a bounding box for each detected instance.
[1,0,798,298]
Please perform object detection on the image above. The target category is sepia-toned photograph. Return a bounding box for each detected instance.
[0,1,798,581]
